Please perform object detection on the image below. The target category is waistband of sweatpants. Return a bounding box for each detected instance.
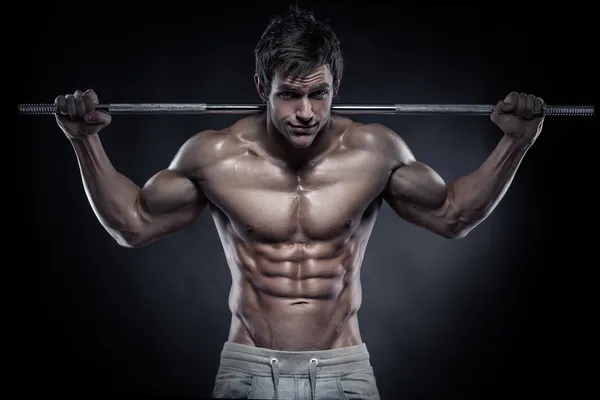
[219,341,372,376]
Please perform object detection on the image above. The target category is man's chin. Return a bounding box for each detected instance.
[288,133,316,148]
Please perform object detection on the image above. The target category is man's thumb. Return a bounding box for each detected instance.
[495,100,515,114]
[84,110,111,125]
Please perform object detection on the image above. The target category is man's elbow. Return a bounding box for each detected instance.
[109,229,146,248]
[440,225,471,239]
[104,217,152,248]
[101,207,156,248]
[440,204,487,239]
[440,215,485,239]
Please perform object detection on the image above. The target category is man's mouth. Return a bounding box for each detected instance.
[289,123,317,133]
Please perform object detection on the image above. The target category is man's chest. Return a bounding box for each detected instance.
[199,149,391,241]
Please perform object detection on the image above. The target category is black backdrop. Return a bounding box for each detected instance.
[19,1,595,398]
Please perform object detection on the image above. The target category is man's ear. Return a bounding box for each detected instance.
[254,74,266,101]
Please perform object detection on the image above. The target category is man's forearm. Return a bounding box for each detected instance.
[448,134,530,233]
[70,134,143,244]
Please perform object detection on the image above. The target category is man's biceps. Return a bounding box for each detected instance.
[386,195,450,234]
[145,169,193,191]
[385,194,429,221]
[139,172,189,209]
[385,166,417,197]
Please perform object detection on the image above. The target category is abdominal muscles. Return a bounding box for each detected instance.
[227,238,365,351]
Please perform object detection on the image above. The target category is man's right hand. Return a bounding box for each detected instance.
[55,89,112,140]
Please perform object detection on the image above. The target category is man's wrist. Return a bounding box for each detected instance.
[503,133,533,152]
[68,134,103,153]
[69,133,99,144]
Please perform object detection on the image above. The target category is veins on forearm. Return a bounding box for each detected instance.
[449,135,529,224]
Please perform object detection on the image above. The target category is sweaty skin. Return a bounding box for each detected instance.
[60,71,538,351]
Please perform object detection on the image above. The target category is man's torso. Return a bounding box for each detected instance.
[191,114,398,350]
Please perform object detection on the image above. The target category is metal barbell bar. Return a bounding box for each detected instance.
[17,103,595,116]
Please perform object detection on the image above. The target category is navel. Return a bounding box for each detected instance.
[244,225,254,233]
[344,219,353,229]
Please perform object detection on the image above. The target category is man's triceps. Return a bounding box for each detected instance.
[128,170,208,246]
[383,161,461,238]
[386,161,448,209]
[141,169,204,213]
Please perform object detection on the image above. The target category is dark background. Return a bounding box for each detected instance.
[19,1,595,398]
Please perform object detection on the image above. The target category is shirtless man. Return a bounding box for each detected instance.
[54,8,545,400]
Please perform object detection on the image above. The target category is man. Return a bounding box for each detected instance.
[53,7,544,400]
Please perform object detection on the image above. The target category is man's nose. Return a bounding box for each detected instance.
[295,98,313,123]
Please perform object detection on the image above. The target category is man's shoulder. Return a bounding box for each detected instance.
[170,117,254,172]
[341,120,411,162]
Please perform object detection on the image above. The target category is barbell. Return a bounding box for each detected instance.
[17,103,595,116]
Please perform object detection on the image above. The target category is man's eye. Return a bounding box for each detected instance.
[278,92,294,99]
[312,90,328,99]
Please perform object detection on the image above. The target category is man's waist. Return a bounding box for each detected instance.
[218,341,372,376]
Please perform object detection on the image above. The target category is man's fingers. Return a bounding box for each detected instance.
[516,92,527,117]
[491,100,512,124]
[534,97,544,116]
[54,89,110,137]
[55,95,67,116]
[496,91,518,114]
[74,90,87,118]
[65,94,77,120]
[83,89,98,110]
[524,94,535,119]
[499,92,543,118]
[496,100,514,113]
[504,91,518,105]
[84,110,112,126]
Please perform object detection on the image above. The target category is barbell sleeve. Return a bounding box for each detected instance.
[17,103,595,117]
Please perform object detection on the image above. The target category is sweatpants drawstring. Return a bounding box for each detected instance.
[309,358,319,400]
[270,355,320,399]
[269,357,280,399]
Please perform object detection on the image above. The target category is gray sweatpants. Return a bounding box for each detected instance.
[212,342,380,399]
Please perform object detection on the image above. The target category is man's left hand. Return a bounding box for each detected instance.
[491,92,545,146]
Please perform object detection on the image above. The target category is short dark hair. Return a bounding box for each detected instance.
[254,6,344,96]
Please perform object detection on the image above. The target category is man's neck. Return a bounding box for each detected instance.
[262,113,339,171]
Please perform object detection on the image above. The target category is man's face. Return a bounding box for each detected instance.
[259,65,335,148]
